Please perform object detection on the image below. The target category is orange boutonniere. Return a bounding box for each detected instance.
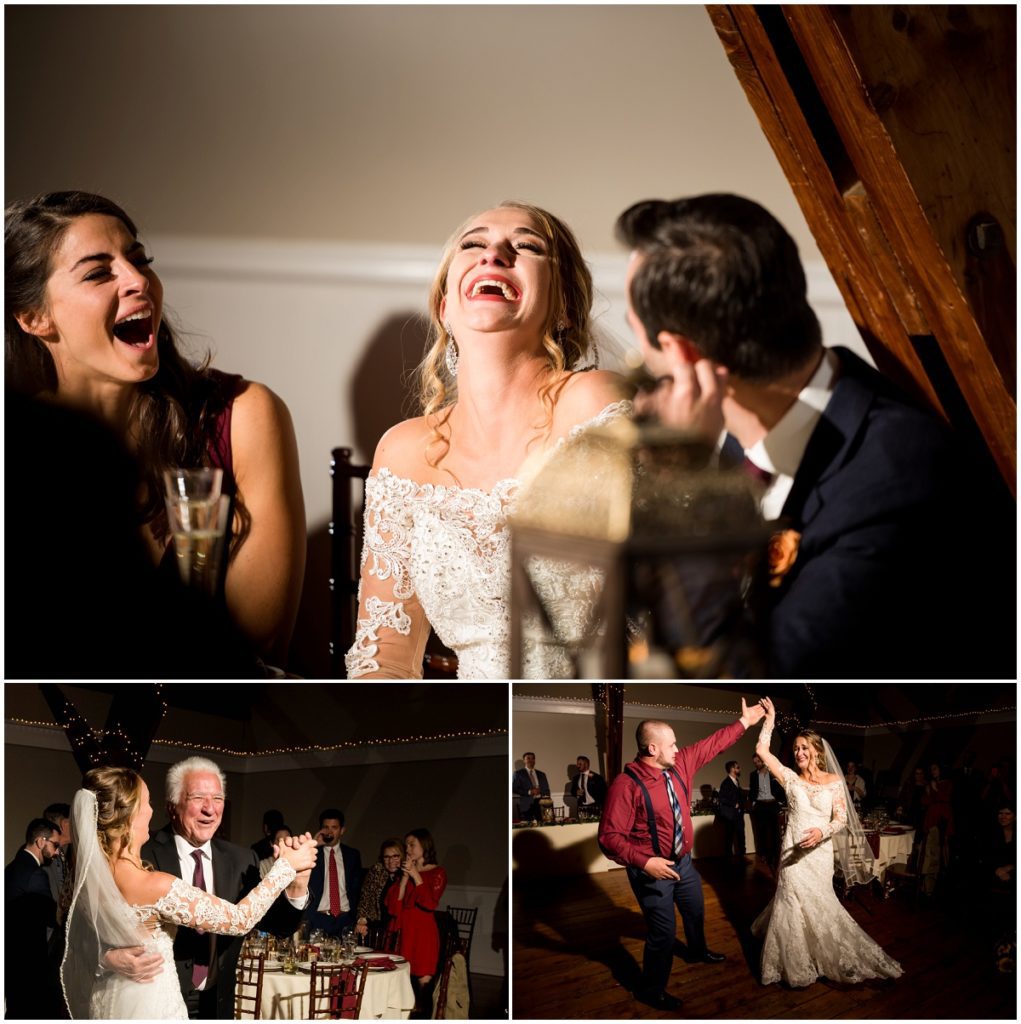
[768,529,801,587]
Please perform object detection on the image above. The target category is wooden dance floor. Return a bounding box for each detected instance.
[512,857,1015,1019]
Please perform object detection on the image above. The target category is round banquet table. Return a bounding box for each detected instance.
[866,826,916,883]
[256,959,415,1020]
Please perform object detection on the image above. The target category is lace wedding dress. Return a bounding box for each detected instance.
[74,859,296,1019]
[346,401,631,679]
[752,767,903,988]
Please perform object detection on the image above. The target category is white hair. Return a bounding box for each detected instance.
[166,756,226,806]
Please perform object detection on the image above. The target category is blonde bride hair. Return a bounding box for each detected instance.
[415,200,595,466]
[82,766,146,865]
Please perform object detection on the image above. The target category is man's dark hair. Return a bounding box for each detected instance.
[262,809,285,832]
[43,803,70,823]
[576,756,590,766]
[319,808,345,828]
[635,719,670,757]
[25,818,58,846]
[522,752,535,759]
[726,760,739,773]
[616,194,822,382]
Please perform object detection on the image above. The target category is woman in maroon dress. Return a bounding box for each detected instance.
[385,828,447,1005]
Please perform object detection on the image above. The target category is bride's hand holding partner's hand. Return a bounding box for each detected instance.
[740,697,766,728]
[760,696,776,723]
[799,828,823,849]
[644,857,681,881]
[277,832,318,873]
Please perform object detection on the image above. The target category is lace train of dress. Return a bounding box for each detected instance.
[752,767,902,988]
[346,401,631,679]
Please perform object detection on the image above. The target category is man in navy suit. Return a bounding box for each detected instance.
[749,753,785,871]
[716,761,745,858]
[617,193,1011,679]
[304,809,363,937]
[142,757,311,1019]
[5,819,61,1019]
[513,752,550,822]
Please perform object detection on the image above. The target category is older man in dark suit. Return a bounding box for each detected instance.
[5,819,61,1019]
[617,193,1011,679]
[142,757,312,1019]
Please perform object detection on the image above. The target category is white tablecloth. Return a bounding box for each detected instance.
[871,828,916,883]
[256,962,415,1020]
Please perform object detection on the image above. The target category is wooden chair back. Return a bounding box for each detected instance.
[308,961,368,1020]
[234,951,266,1019]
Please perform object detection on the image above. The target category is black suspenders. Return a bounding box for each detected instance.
[624,765,690,859]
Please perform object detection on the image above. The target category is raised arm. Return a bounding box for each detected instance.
[227,382,306,663]
[755,698,786,788]
[153,857,302,936]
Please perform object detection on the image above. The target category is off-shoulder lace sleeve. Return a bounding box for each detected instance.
[345,471,430,679]
[820,784,848,839]
[153,858,296,935]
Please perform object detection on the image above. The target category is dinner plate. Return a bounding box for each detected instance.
[354,946,374,954]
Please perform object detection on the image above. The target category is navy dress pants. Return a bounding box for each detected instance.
[626,853,707,996]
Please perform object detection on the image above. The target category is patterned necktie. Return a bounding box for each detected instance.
[663,771,684,859]
[742,455,774,487]
[191,851,209,987]
[328,847,341,917]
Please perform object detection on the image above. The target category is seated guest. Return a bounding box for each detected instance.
[306,809,362,937]
[6,191,306,666]
[252,809,286,861]
[344,201,628,680]
[513,752,551,822]
[355,838,405,942]
[385,829,447,1010]
[616,194,1013,679]
[570,755,607,814]
[259,825,292,879]
[5,819,62,1019]
[716,761,746,858]
[985,804,1015,889]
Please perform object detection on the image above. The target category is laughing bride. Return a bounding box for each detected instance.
[345,201,629,679]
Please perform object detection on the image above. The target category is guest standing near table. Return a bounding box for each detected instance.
[750,753,784,872]
[513,752,550,822]
[385,829,447,1012]
[570,756,607,815]
[305,808,363,937]
[716,761,746,859]
[598,699,766,1011]
[355,838,405,942]
[141,757,310,1018]
[5,818,62,1020]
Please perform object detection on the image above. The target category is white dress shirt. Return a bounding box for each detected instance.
[316,844,350,914]
[744,348,839,521]
[577,771,593,806]
[754,767,775,802]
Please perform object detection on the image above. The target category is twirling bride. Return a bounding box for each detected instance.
[752,697,903,988]
[346,201,628,680]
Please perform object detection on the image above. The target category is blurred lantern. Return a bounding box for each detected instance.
[508,417,773,678]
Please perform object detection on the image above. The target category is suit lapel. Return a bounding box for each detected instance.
[782,349,874,526]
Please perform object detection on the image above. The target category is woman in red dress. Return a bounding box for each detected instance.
[385,828,447,1003]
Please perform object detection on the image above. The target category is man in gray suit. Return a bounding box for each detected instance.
[142,756,313,1019]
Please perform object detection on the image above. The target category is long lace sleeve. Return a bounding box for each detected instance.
[345,472,431,679]
[820,785,848,839]
[153,858,296,935]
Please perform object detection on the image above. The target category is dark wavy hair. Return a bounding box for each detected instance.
[5,190,249,553]
[616,193,822,383]
[406,828,438,866]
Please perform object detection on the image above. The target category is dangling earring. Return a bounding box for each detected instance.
[444,323,458,378]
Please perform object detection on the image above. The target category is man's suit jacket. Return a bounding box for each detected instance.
[5,849,59,1016]
[762,347,1013,679]
[305,843,362,920]
[513,768,550,817]
[142,826,304,1020]
[716,776,744,822]
[750,770,785,806]
[570,771,608,806]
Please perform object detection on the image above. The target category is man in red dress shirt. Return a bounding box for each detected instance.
[599,698,765,1011]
